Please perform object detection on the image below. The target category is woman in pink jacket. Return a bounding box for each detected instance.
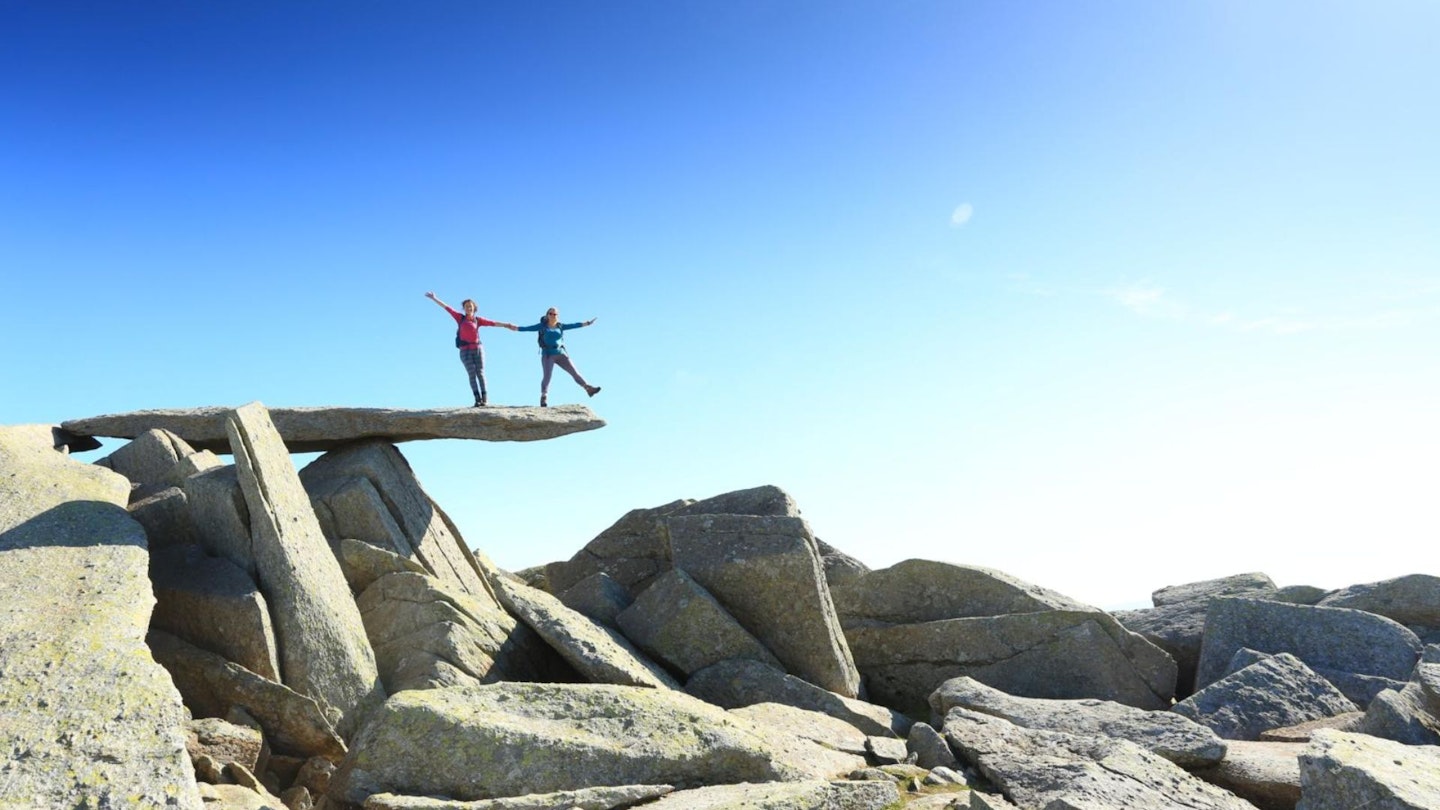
[425,291,517,406]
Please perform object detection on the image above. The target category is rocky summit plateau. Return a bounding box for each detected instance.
[3,401,1439,810]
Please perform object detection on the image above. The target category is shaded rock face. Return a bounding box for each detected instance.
[300,439,496,605]
[668,513,861,699]
[848,608,1177,716]
[330,683,850,805]
[0,427,202,809]
[227,402,386,738]
[1297,729,1440,810]
[1114,571,1280,698]
[942,707,1256,810]
[544,485,802,597]
[148,630,347,760]
[357,571,563,693]
[616,568,785,679]
[1196,597,1422,702]
[149,543,282,683]
[557,570,634,628]
[63,403,605,453]
[930,676,1226,768]
[493,575,679,690]
[1174,652,1359,741]
[1353,662,1440,745]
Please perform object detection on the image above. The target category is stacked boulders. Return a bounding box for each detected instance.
[4,402,1440,810]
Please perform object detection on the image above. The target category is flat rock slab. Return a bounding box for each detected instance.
[363,784,675,809]
[639,780,901,809]
[63,404,605,453]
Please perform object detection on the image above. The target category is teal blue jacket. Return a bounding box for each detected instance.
[518,320,586,356]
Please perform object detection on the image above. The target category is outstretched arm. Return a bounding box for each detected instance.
[425,291,452,311]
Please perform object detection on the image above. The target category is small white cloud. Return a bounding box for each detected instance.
[950,203,974,227]
[1108,284,1168,316]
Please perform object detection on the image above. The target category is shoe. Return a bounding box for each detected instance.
[586,385,601,397]
[540,395,548,408]
[477,396,487,407]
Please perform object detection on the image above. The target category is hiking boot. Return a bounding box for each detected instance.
[586,385,601,397]
[540,395,548,408]
[477,395,487,407]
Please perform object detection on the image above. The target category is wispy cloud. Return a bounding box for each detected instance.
[950,203,974,228]
[1101,281,1438,335]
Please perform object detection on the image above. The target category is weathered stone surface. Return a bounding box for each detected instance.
[63,404,605,452]
[617,568,784,678]
[148,630,347,759]
[668,513,860,698]
[187,717,265,774]
[183,463,254,572]
[1152,572,1279,607]
[2,422,102,453]
[1193,740,1303,810]
[1224,647,1406,709]
[1115,573,1279,698]
[866,735,910,765]
[330,683,861,805]
[196,782,287,809]
[0,426,201,809]
[830,559,1091,627]
[907,722,959,770]
[129,485,203,550]
[228,403,385,738]
[1274,585,1330,605]
[1260,713,1364,742]
[1196,597,1422,696]
[931,675,1225,767]
[1319,574,1440,630]
[544,485,803,597]
[150,543,282,683]
[358,571,563,692]
[300,440,496,604]
[364,784,675,810]
[943,708,1256,810]
[848,609,1176,716]
[1353,662,1440,745]
[1176,652,1358,741]
[638,781,901,810]
[97,427,196,502]
[557,571,633,628]
[685,658,911,738]
[339,537,429,594]
[814,538,870,590]
[728,702,870,755]
[1296,729,1440,810]
[493,575,678,689]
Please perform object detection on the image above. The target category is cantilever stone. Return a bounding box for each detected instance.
[61,405,604,453]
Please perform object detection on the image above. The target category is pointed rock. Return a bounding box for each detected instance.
[150,543,282,683]
[1175,652,1358,741]
[493,575,679,689]
[300,440,497,605]
[943,708,1256,810]
[668,513,860,698]
[227,401,385,737]
[616,568,785,678]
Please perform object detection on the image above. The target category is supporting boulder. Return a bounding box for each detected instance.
[227,402,386,737]
[1296,730,1440,809]
[0,426,201,808]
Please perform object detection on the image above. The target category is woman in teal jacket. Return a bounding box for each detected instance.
[518,307,601,407]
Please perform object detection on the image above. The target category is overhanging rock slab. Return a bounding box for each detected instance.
[62,405,605,453]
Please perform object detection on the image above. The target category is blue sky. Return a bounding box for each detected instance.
[4,2,1437,609]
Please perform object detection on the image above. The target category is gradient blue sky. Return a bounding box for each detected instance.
[4,2,1437,608]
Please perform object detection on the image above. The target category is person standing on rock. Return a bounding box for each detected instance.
[517,307,601,407]
[425,291,518,407]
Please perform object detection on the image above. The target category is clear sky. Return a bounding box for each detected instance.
[4,2,1437,609]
